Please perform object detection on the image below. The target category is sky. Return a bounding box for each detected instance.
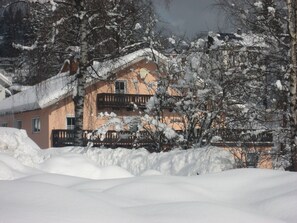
[153,0,232,38]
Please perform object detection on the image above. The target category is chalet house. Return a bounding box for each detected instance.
[0,48,181,149]
[0,47,276,168]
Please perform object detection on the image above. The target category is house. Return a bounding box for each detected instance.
[207,31,268,69]
[0,70,12,101]
[0,47,276,168]
[207,31,286,127]
[0,48,181,149]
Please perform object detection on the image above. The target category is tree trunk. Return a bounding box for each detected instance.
[287,0,297,171]
[74,0,88,147]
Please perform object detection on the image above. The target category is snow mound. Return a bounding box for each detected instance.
[0,127,235,177]
[81,146,235,176]
[0,128,296,223]
[0,154,40,180]
[39,153,133,179]
[42,146,235,176]
[0,127,43,166]
[0,169,291,223]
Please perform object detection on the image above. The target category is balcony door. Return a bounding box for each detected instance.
[115,80,127,94]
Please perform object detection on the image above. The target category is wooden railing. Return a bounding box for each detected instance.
[52,129,154,148]
[213,129,273,142]
[97,93,153,109]
[96,93,182,110]
[211,129,273,147]
[52,129,273,148]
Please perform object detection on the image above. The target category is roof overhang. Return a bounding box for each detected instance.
[0,72,12,88]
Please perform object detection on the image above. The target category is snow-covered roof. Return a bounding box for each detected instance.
[0,48,167,115]
[0,71,12,88]
[208,32,267,49]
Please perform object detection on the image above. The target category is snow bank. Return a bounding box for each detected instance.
[0,127,43,166]
[39,153,133,179]
[0,168,296,223]
[0,127,236,177]
[0,127,235,179]
[0,154,40,180]
[38,146,235,176]
[83,146,235,175]
[0,127,297,223]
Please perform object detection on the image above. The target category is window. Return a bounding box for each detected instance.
[115,80,126,94]
[66,117,75,130]
[14,120,22,129]
[1,122,8,127]
[32,117,40,133]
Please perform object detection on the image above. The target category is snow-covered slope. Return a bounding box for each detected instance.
[0,127,296,223]
[0,160,296,223]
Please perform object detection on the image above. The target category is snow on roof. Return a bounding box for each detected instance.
[9,84,31,92]
[0,48,167,115]
[88,48,167,79]
[208,32,267,49]
[0,73,72,115]
[0,71,12,88]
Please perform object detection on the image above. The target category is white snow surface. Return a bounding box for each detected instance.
[276,80,283,91]
[209,32,268,49]
[0,71,12,87]
[0,127,297,223]
[254,1,264,9]
[0,128,235,177]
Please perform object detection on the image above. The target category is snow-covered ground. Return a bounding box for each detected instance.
[0,127,296,223]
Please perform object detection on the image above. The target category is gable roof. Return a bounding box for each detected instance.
[0,48,167,115]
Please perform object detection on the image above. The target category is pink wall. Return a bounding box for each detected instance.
[0,108,50,149]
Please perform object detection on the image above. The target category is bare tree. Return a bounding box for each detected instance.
[287,0,297,170]
[4,0,158,146]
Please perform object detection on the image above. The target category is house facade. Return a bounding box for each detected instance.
[0,47,277,168]
[0,49,180,148]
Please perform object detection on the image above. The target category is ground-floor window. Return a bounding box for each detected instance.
[32,117,41,133]
[66,116,76,130]
[14,120,22,129]
[1,122,8,127]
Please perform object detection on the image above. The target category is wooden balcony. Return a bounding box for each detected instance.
[97,93,181,110]
[97,93,153,110]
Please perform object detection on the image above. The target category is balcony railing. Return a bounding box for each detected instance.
[52,129,273,148]
[96,93,183,110]
[52,129,154,148]
[211,129,273,147]
[97,93,153,109]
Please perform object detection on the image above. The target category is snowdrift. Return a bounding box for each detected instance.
[0,127,236,178]
[0,127,297,223]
